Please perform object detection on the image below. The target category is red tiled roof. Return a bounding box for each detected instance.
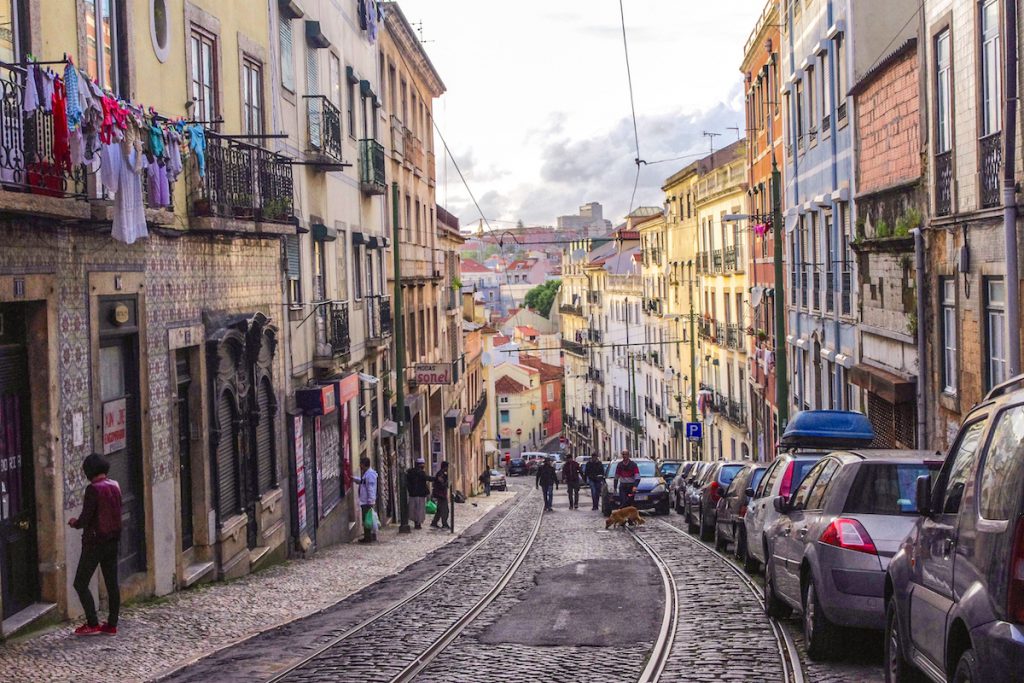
[461,258,491,273]
[493,335,511,346]
[495,376,529,394]
[516,325,539,337]
[519,354,562,382]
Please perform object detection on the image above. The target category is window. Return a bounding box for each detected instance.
[805,459,840,510]
[791,459,824,509]
[938,419,986,514]
[979,406,1024,520]
[0,0,24,64]
[364,248,374,296]
[347,72,357,138]
[795,80,805,139]
[986,278,1007,390]
[337,230,348,301]
[935,29,952,152]
[980,0,1001,136]
[941,278,958,394]
[819,53,829,127]
[84,0,121,93]
[353,243,364,300]
[285,235,301,306]
[242,58,263,136]
[190,26,218,124]
[279,16,294,91]
[500,410,510,424]
[329,53,341,108]
[546,384,554,401]
[806,66,816,130]
[499,396,509,404]
[844,463,939,515]
[834,33,847,116]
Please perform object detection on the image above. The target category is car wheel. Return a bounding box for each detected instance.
[952,649,979,683]
[656,499,670,516]
[802,575,838,661]
[884,597,923,683]
[674,494,684,515]
[699,509,714,541]
[763,546,792,619]
[737,529,759,573]
[714,524,728,551]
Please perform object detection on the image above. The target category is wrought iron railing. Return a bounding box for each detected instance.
[714,320,726,344]
[359,138,386,195]
[712,249,723,273]
[0,65,87,198]
[328,301,350,357]
[588,328,602,343]
[366,294,393,341]
[935,150,952,217]
[980,132,1001,209]
[698,318,712,340]
[588,367,604,385]
[559,303,583,316]
[304,95,342,163]
[471,392,487,429]
[726,324,740,350]
[826,270,835,313]
[189,134,294,223]
[723,245,737,272]
[590,406,604,422]
[561,338,586,356]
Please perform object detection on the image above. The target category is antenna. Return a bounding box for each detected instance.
[702,131,721,163]
[411,21,433,43]
[727,126,741,140]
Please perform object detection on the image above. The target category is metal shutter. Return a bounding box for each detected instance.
[279,18,294,91]
[306,45,321,149]
[215,394,239,520]
[285,234,300,280]
[255,379,275,493]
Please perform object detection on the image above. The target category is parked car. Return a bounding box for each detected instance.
[886,376,1024,683]
[714,462,769,553]
[681,462,713,526]
[522,452,548,474]
[489,469,507,491]
[506,458,528,476]
[669,461,699,512]
[763,450,941,660]
[600,458,670,516]
[745,410,876,573]
[658,460,685,488]
[692,461,746,541]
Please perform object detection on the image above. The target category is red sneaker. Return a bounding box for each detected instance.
[100,623,117,635]
[74,624,102,636]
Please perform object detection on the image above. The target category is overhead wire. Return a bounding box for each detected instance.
[618,0,644,217]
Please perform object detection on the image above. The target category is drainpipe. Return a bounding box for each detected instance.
[1003,0,1021,376]
[912,228,927,449]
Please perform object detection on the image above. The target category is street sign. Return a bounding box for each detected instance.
[685,422,703,442]
[414,363,452,385]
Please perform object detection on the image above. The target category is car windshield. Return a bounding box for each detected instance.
[660,463,681,475]
[605,460,658,477]
[844,463,941,515]
[510,459,525,466]
[719,464,744,487]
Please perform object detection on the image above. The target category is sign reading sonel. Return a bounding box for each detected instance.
[415,363,452,385]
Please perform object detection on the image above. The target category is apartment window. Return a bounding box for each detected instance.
[806,66,817,130]
[190,26,218,124]
[84,0,122,94]
[834,33,847,118]
[980,0,1001,136]
[935,29,952,152]
[795,80,805,139]
[347,73,357,138]
[941,278,958,395]
[242,58,264,136]
[819,54,829,127]
[353,243,364,300]
[337,230,348,301]
[285,234,301,306]
[547,384,554,401]
[986,278,1007,390]
[279,17,294,92]
[328,53,341,108]
[388,63,397,113]
[365,249,374,296]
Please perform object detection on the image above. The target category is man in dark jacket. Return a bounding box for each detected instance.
[406,458,432,529]
[584,453,606,510]
[69,453,122,636]
[430,461,451,529]
[535,457,558,512]
[561,453,583,509]
[479,467,491,496]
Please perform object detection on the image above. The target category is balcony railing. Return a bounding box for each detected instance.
[587,291,601,305]
[812,271,821,310]
[587,367,604,385]
[826,270,835,313]
[935,150,952,217]
[390,115,405,157]
[0,66,87,198]
[405,128,423,171]
[726,324,740,350]
[366,294,393,343]
[588,328,603,343]
[359,138,386,195]
[561,338,586,356]
[723,246,737,272]
[328,301,351,357]
[559,303,583,316]
[471,392,487,429]
[712,249,723,273]
[714,320,726,345]
[696,251,707,273]
[698,318,712,340]
[589,406,604,422]
[190,135,294,223]
[304,95,343,165]
[980,132,1002,209]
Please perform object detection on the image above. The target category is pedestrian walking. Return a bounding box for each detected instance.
[536,457,558,512]
[584,453,605,510]
[69,453,122,636]
[614,450,640,509]
[561,453,582,509]
[479,467,492,496]
[406,457,431,529]
[353,457,378,543]
[430,461,451,529]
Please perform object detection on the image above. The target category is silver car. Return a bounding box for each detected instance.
[742,453,823,572]
[762,450,941,661]
[489,469,507,491]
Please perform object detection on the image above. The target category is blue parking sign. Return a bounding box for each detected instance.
[685,422,703,441]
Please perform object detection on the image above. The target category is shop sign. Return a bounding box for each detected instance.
[338,374,359,404]
[296,384,337,415]
[102,398,127,454]
[294,416,306,532]
[415,363,452,385]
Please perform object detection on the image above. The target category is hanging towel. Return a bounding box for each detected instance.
[64,63,82,131]
[188,125,206,178]
[51,77,71,172]
[101,143,149,245]
[23,64,39,112]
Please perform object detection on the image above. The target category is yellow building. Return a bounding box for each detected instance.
[639,212,672,459]
[694,139,752,460]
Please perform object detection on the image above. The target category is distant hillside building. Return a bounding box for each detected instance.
[557,202,613,234]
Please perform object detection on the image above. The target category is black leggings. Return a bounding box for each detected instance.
[73,540,120,627]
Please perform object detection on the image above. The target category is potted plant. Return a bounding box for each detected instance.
[233,194,255,219]
[756,329,768,343]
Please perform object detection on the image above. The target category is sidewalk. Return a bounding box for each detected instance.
[0,490,515,683]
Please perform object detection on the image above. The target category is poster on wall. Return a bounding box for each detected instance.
[316,412,342,518]
[341,403,352,493]
[102,398,127,455]
[294,416,307,532]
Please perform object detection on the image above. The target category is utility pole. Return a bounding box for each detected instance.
[688,260,698,459]
[771,158,789,436]
[392,182,410,534]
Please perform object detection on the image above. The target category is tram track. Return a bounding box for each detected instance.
[628,528,679,683]
[264,490,544,683]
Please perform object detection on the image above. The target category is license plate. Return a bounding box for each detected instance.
[634,494,648,501]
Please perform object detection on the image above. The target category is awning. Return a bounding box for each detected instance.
[382,420,399,436]
[352,231,366,245]
[850,363,916,404]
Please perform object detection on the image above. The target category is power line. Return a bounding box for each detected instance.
[618,0,644,217]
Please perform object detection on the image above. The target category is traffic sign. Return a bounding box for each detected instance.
[685,422,703,441]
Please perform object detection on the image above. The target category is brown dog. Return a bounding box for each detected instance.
[605,506,645,529]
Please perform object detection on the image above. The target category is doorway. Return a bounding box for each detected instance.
[0,304,38,619]
[175,350,194,551]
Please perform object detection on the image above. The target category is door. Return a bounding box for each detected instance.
[909,418,986,667]
[746,459,783,563]
[175,351,194,551]
[0,304,37,619]
[776,459,827,601]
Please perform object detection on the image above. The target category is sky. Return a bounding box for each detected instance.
[395,0,763,230]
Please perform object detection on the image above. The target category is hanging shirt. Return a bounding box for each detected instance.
[51,78,71,173]
[101,143,149,245]
[188,125,206,177]
[165,129,183,182]
[64,63,82,131]
[38,70,55,113]
[23,64,39,112]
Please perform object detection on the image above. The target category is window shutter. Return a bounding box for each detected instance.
[280,18,294,91]
[255,379,276,493]
[285,234,300,280]
[215,394,239,520]
[306,46,321,148]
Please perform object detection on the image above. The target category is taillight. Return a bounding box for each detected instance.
[739,504,748,518]
[710,481,721,504]
[1008,517,1024,623]
[819,518,878,555]
[780,463,795,498]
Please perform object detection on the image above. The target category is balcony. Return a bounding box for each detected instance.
[587,291,602,305]
[812,271,821,310]
[559,303,583,317]
[405,128,423,172]
[390,115,405,158]
[470,392,487,430]
[712,249,723,273]
[698,318,712,340]
[359,138,386,195]
[713,320,726,345]
[726,400,746,427]
[726,324,740,350]
[841,270,852,316]
[588,328,603,343]
[935,151,952,217]
[304,96,344,168]
[649,349,661,367]
[980,132,1001,209]
[561,338,586,357]
[427,149,436,186]
[587,367,604,385]
[366,294,393,344]
[826,270,835,313]
[189,135,294,232]
[327,301,351,358]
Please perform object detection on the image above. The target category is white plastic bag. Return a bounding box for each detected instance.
[371,509,380,533]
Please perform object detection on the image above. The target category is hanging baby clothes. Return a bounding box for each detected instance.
[188,125,206,177]
[51,77,71,173]
[165,128,183,183]
[63,63,82,132]
[37,70,54,113]
[147,160,169,208]
[22,64,39,112]
[101,142,149,245]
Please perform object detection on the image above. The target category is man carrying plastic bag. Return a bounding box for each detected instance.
[354,456,379,543]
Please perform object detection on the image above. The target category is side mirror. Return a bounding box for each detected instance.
[745,487,755,498]
[772,495,789,514]
[916,475,933,516]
